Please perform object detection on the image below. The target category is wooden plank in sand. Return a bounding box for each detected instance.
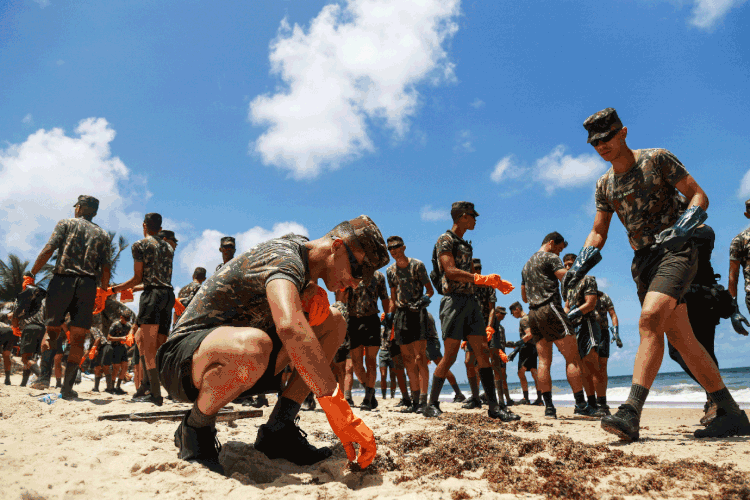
[98,406,262,422]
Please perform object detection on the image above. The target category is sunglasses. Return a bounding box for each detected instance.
[387,243,404,251]
[590,128,621,148]
[342,241,364,280]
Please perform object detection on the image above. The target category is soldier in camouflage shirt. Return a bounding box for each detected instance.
[29,195,111,398]
[12,298,46,386]
[156,215,389,472]
[336,270,390,411]
[579,107,748,441]
[425,202,518,422]
[729,199,750,328]
[176,267,207,323]
[509,302,541,405]
[102,313,134,394]
[216,236,236,272]
[113,212,174,406]
[521,232,587,419]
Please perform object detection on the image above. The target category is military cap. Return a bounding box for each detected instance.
[583,108,623,144]
[497,306,507,314]
[451,201,479,219]
[158,230,178,243]
[220,236,236,248]
[144,213,162,227]
[386,235,404,249]
[75,195,99,211]
[347,215,390,282]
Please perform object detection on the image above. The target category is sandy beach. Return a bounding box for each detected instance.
[1,374,749,500]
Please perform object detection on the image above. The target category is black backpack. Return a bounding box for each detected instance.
[430,235,460,296]
[14,285,47,321]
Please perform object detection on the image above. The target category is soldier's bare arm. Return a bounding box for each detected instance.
[30,244,55,276]
[729,260,741,298]
[521,284,528,303]
[439,252,474,283]
[674,174,709,211]
[583,210,614,250]
[112,262,144,293]
[608,307,619,327]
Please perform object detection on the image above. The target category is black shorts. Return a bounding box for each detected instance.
[528,300,572,342]
[426,337,442,361]
[46,274,97,329]
[575,318,601,360]
[518,344,538,370]
[103,343,128,365]
[389,341,401,358]
[0,327,17,352]
[393,309,425,346]
[157,327,283,403]
[378,350,394,369]
[488,331,506,350]
[19,325,45,355]
[348,314,381,349]
[631,240,698,305]
[439,294,484,342]
[597,323,610,358]
[137,287,175,336]
[90,344,105,368]
[131,345,140,367]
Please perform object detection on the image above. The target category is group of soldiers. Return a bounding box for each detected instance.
[2,107,750,476]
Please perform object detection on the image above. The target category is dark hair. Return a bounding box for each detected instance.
[509,301,523,312]
[562,253,577,262]
[386,235,404,247]
[23,271,33,278]
[193,267,207,280]
[144,213,162,233]
[542,231,567,247]
[326,221,360,251]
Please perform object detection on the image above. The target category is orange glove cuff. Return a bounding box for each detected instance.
[12,326,21,337]
[174,298,186,318]
[22,276,34,290]
[125,333,135,347]
[485,326,495,343]
[460,340,467,350]
[389,326,395,341]
[499,350,509,364]
[301,285,331,327]
[120,288,134,303]
[89,347,98,360]
[318,384,377,468]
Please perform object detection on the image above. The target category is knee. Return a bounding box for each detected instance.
[639,309,664,335]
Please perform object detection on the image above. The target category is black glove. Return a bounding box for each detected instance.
[654,206,708,252]
[731,297,749,336]
[381,312,394,330]
[567,307,583,321]
[419,295,431,308]
[610,326,623,348]
[507,345,521,362]
[561,246,602,299]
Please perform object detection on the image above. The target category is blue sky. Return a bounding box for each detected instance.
[1,0,749,382]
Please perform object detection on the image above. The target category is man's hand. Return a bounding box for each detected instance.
[485,326,495,343]
[654,206,708,252]
[22,275,34,290]
[300,284,331,327]
[474,274,514,294]
[610,326,623,348]
[561,247,602,298]
[12,326,22,337]
[93,288,114,315]
[317,384,377,468]
[499,350,508,363]
[731,298,750,336]
[88,346,98,360]
[507,345,521,362]
[419,295,431,308]
[567,307,583,322]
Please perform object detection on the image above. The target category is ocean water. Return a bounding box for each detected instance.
[355,366,750,409]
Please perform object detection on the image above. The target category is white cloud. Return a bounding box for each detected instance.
[689,0,747,29]
[596,277,612,289]
[420,205,449,222]
[179,222,310,275]
[535,145,608,194]
[33,0,50,8]
[0,118,148,254]
[56,60,65,66]
[21,114,33,126]
[490,155,526,183]
[738,169,750,199]
[249,0,461,179]
[470,98,485,109]
[454,129,474,153]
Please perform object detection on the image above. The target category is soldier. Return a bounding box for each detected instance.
[521,232,588,419]
[385,235,434,413]
[29,195,111,398]
[509,302,542,405]
[178,268,207,312]
[336,269,391,411]
[490,306,516,405]
[423,201,517,421]
[377,325,397,399]
[0,311,16,385]
[728,199,750,336]
[593,289,621,415]
[216,236,236,272]
[424,311,465,403]
[562,253,602,417]
[87,326,108,392]
[102,313,133,394]
[11,298,45,386]
[572,107,749,441]
[156,216,388,472]
[112,213,175,406]
[158,230,178,251]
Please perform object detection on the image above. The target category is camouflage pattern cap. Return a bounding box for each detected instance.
[497,306,507,314]
[451,201,479,219]
[583,108,623,144]
[158,230,178,242]
[220,236,235,248]
[75,195,99,211]
[348,215,390,282]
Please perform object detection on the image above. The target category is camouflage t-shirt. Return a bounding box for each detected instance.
[45,217,110,279]
[474,286,497,325]
[91,327,107,346]
[346,271,388,318]
[425,311,439,341]
[108,321,131,344]
[386,258,430,309]
[595,292,614,332]
[518,315,530,340]
[172,235,311,338]
[131,235,174,288]
[435,230,474,295]
[595,148,690,251]
[17,299,46,329]
[521,251,564,307]
[729,228,750,294]
[94,297,135,336]
[491,319,506,346]
[565,275,598,326]
[178,281,202,308]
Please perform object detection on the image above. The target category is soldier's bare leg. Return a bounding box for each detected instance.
[552,335,584,394]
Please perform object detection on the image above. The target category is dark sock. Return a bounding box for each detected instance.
[267,396,302,429]
[468,376,480,400]
[596,396,607,407]
[419,393,428,405]
[105,372,113,391]
[478,367,499,406]
[140,359,151,391]
[29,363,40,377]
[573,391,586,407]
[708,387,742,417]
[116,379,122,389]
[365,386,375,403]
[624,384,649,417]
[4,371,9,380]
[94,376,101,391]
[21,369,30,386]
[39,350,54,383]
[542,391,554,408]
[62,361,78,392]
[523,390,529,400]
[56,378,62,388]
[587,395,597,408]
[147,368,161,399]
[344,390,353,401]
[381,387,386,399]
[186,404,217,428]
[429,376,446,405]
[411,391,420,408]
[536,390,542,401]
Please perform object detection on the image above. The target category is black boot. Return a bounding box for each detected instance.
[301,392,316,411]
[251,393,270,408]
[115,378,127,395]
[60,361,79,400]
[254,417,332,466]
[20,369,30,387]
[174,411,224,474]
[93,376,101,392]
[104,372,114,394]
[401,391,420,413]
[4,372,10,386]
[55,378,62,388]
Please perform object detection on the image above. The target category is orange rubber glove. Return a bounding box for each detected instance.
[499,350,508,364]
[125,332,135,347]
[473,274,515,295]
[389,325,395,341]
[460,340,467,350]
[22,276,34,290]
[173,298,186,318]
[88,346,98,360]
[12,326,21,337]
[317,384,377,468]
[120,288,134,303]
[380,312,385,322]
[486,326,495,343]
[93,288,114,315]
[300,284,331,327]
